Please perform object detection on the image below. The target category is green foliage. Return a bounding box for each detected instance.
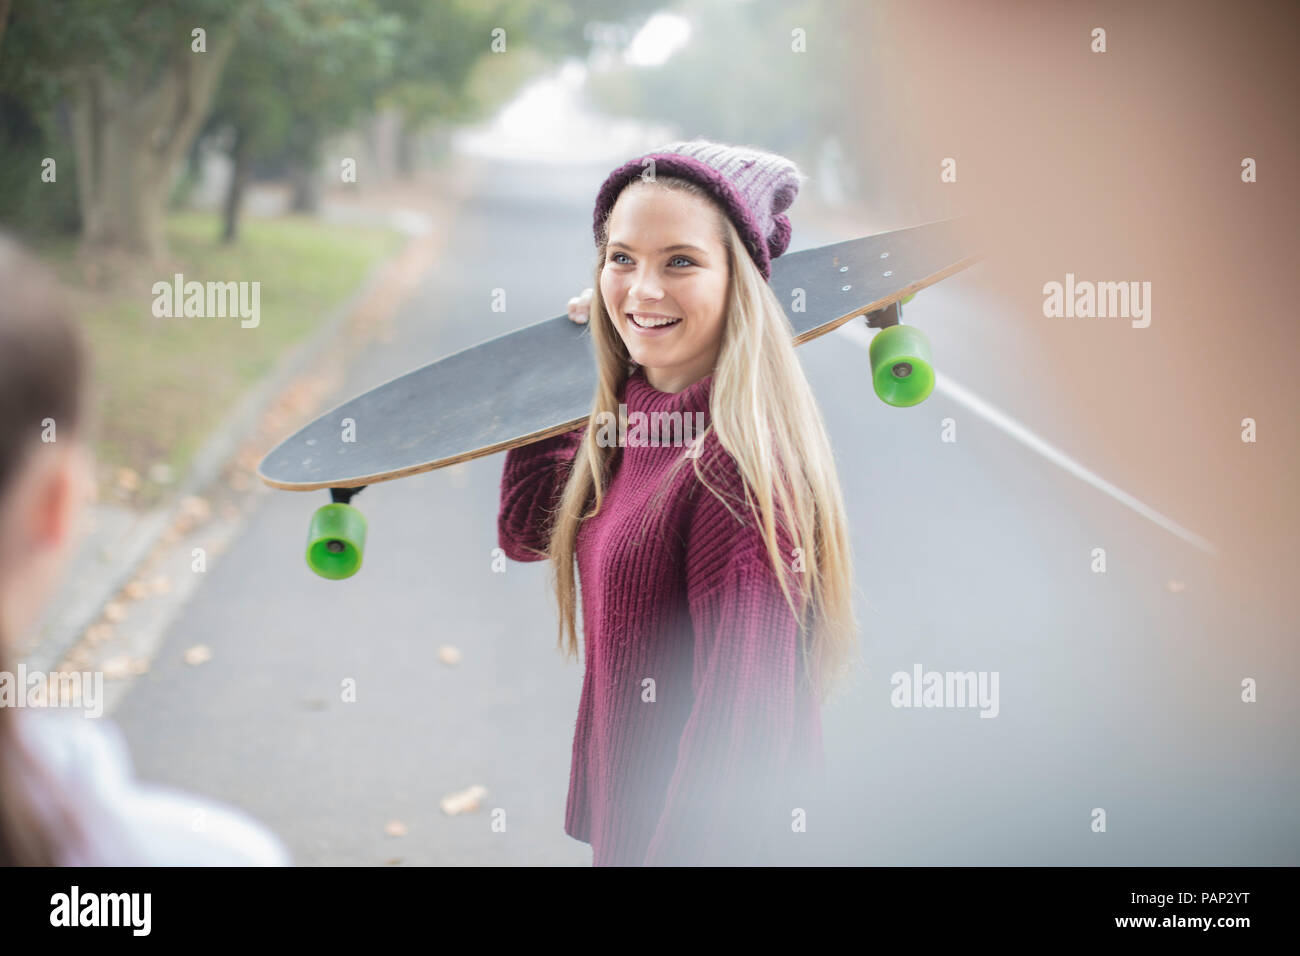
[0,0,246,97]
[377,0,662,130]
[0,91,79,235]
[0,0,666,243]
[206,0,402,170]
[0,0,252,241]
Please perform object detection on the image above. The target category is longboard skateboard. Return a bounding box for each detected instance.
[259,217,980,578]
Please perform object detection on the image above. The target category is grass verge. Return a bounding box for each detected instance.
[35,211,405,507]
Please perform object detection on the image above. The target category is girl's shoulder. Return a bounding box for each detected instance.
[16,710,291,866]
[16,707,133,791]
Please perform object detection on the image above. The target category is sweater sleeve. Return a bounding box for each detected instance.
[643,472,815,866]
[497,426,585,562]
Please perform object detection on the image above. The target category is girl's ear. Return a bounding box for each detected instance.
[28,444,91,551]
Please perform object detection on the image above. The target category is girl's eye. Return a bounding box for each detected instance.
[608,252,695,268]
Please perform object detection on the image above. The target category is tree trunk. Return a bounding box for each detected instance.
[288,159,320,214]
[396,121,415,178]
[0,0,13,61]
[68,23,240,259]
[221,125,248,243]
[286,118,323,214]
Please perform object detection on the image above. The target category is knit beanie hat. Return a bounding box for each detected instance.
[592,139,804,281]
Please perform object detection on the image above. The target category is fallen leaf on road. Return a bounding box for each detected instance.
[103,601,126,622]
[102,656,132,680]
[438,645,462,666]
[440,785,488,816]
[180,495,211,521]
[85,623,114,644]
[184,645,212,666]
[385,820,408,837]
[115,467,140,492]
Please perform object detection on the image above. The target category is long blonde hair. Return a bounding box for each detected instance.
[547,175,860,700]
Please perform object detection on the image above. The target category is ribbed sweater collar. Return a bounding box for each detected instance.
[624,365,714,416]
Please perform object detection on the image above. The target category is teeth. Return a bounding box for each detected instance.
[630,314,681,328]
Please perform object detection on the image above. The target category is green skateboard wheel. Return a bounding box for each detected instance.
[306,503,367,579]
[870,324,934,407]
[901,292,916,306]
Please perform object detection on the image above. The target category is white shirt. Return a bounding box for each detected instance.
[14,710,290,866]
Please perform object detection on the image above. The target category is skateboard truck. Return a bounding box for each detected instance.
[863,293,935,408]
[864,298,903,329]
[305,486,369,579]
[330,486,366,505]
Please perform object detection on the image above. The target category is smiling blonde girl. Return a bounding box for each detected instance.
[499,140,858,866]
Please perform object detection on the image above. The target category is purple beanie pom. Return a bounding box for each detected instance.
[769,214,793,261]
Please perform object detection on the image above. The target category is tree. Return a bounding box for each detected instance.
[378,0,663,171]
[205,0,400,239]
[0,0,250,258]
[207,0,663,234]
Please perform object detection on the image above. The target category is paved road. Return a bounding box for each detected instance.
[115,156,1298,865]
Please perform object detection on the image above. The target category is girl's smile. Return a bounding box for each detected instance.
[627,311,683,334]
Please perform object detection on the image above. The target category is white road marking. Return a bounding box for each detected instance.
[837,319,1219,557]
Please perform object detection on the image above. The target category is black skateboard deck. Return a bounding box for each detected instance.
[259,218,978,492]
[259,217,980,578]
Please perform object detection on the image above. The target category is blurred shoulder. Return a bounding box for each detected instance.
[15,708,132,790]
[15,710,291,866]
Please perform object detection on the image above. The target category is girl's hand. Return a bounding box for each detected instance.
[567,288,593,324]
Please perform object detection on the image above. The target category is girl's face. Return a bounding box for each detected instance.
[599,185,729,393]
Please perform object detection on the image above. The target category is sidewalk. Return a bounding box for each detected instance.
[20,155,481,680]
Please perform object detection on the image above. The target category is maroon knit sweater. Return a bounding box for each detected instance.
[497,366,826,866]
